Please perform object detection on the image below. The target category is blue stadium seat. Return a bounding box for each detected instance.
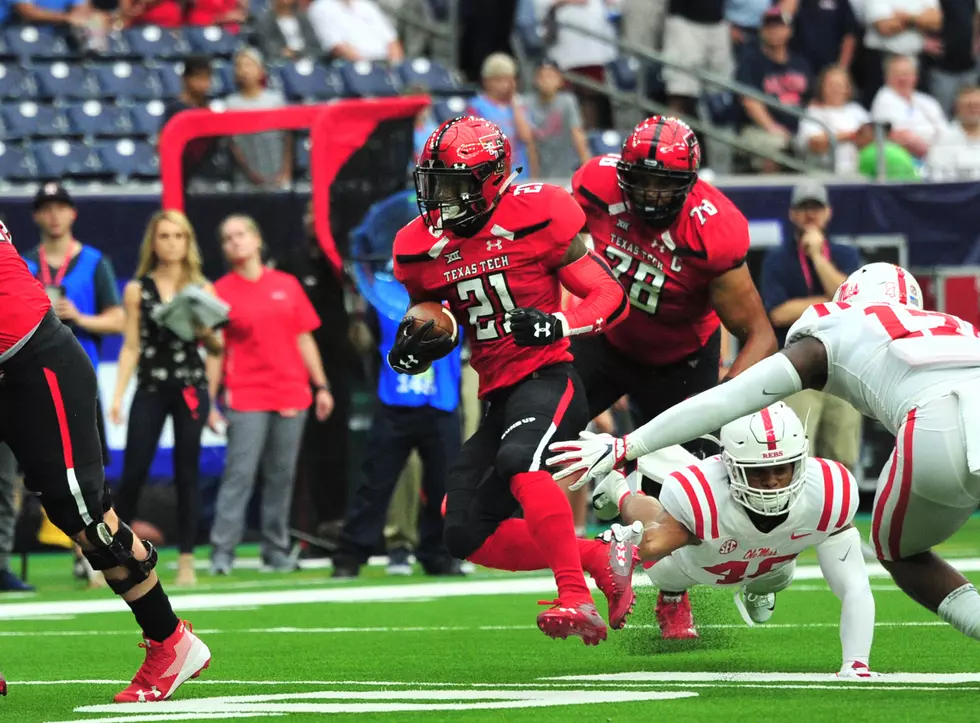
[98,138,159,179]
[294,134,310,178]
[396,58,459,95]
[34,139,108,179]
[66,102,136,137]
[184,26,241,57]
[339,61,399,97]
[35,63,101,100]
[123,26,189,59]
[0,142,38,182]
[92,63,162,101]
[131,100,168,136]
[157,62,183,97]
[209,61,232,97]
[588,130,624,157]
[0,66,37,101]
[2,102,70,138]
[701,91,738,127]
[608,56,641,92]
[280,60,343,102]
[432,95,468,123]
[4,26,72,60]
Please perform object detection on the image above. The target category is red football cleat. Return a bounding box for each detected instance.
[114,620,211,703]
[655,591,699,640]
[537,599,608,646]
[0,670,6,696]
[580,537,637,630]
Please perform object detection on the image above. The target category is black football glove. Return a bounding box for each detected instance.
[505,308,565,347]
[387,318,457,375]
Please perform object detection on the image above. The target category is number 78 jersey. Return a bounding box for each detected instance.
[786,301,980,436]
[572,157,750,365]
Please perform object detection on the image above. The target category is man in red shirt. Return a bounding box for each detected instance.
[0,220,210,703]
[391,116,635,644]
[571,115,777,477]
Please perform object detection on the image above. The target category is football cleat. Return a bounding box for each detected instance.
[735,591,776,625]
[114,620,211,703]
[0,670,6,696]
[581,530,638,630]
[536,600,608,646]
[655,591,699,640]
[837,661,879,679]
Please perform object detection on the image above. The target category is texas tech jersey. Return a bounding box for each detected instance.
[394,182,585,397]
[787,302,980,436]
[572,156,749,365]
[0,221,51,360]
[656,455,858,587]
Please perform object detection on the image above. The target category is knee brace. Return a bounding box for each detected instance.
[81,519,158,596]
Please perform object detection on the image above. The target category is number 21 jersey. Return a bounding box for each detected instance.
[572,156,749,365]
[393,183,585,398]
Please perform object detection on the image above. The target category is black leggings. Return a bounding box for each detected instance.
[114,384,209,553]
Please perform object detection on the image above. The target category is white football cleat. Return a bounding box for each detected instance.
[735,591,775,625]
[837,661,879,679]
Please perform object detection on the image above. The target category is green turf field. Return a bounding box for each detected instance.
[4,517,980,722]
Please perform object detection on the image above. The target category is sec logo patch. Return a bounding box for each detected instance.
[719,539,738,555]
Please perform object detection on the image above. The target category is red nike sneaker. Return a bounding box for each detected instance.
[537,600,608,646]
[655,591,699,640]
[580,537,637,630]
[114,620,211,703]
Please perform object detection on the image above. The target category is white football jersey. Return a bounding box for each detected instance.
[786,301,980,436]
[657,455,858,587]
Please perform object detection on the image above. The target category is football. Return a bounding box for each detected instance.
[405,301,458,344]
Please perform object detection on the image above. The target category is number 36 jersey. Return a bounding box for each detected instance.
[393,182,585,398]
[787,301,980,437]
[572,156,749,365]
[657,455,858,587]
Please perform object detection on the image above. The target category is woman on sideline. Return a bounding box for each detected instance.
[209,215,334,575]
[111,210,223,587]
[797,65,869,175]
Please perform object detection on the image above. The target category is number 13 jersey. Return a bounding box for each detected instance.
[393,182,586,398]
[572,156,750,365]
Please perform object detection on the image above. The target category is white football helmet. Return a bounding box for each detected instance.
[721,403,808,516]
[832,262,923,309]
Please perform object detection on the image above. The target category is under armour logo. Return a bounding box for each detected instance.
[136,686,162,702]
[486,240,503,252]
[533,322,551,338]
[595,317,605,333]
[445,249,462,264]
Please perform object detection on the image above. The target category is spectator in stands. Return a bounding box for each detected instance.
[186,0,247,29]
[467,53,538,180]
[277,201,359,546]
[786,0,859,77]
[0,447,32,592]
[458,0,518,84]
[111,211,222,588]
[224,48,292,190]
[534,0,617,129]
[854,119,922,178]
[332,282,463,580]
[737,7,812,172]
[762,181,863,471]
[929,0,978,116]
[524,60,591,179]
[797,65,870,173]
[161,55,222,189]
[622,0,667,53]
[860,0,942,106]
[308,0,404,63]
[8,0,94,30]
[926,85,980,179]
[871,54,947,158]
[118,0,183,27]
[209,216,333,575]
[255,0,321,61]
[726,0,776,57]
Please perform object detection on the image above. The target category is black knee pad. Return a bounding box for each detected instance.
[443,522,482,561]
[494,442,534,485]
[82,519,158,596]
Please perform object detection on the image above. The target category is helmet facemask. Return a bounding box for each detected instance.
[723,450,808,516]
[414,158,503,232]
[616,160,696,225]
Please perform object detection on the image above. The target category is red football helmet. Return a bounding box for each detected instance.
[414,116,512,232]
[617,116,700,224]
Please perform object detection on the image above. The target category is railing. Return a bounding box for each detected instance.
[384,0,461,72]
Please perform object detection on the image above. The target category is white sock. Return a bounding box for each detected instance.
[938,584,980,640]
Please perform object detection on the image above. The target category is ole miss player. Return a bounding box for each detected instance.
[390,116,636,644]
[571,116,776,458]
[0,219,210,702]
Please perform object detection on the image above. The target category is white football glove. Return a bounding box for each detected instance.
[837,661,879,679]
[592,468,633,521]
[546,430,627,490]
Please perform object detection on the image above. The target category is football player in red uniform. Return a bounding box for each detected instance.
[391,116,636,644]
[571,115,777,475]
[0,220,210,703]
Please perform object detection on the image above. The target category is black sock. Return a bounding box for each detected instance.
[126,581,180,643]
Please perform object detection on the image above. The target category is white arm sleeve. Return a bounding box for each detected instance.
[816,526,875,667]
[624,353,803,459]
